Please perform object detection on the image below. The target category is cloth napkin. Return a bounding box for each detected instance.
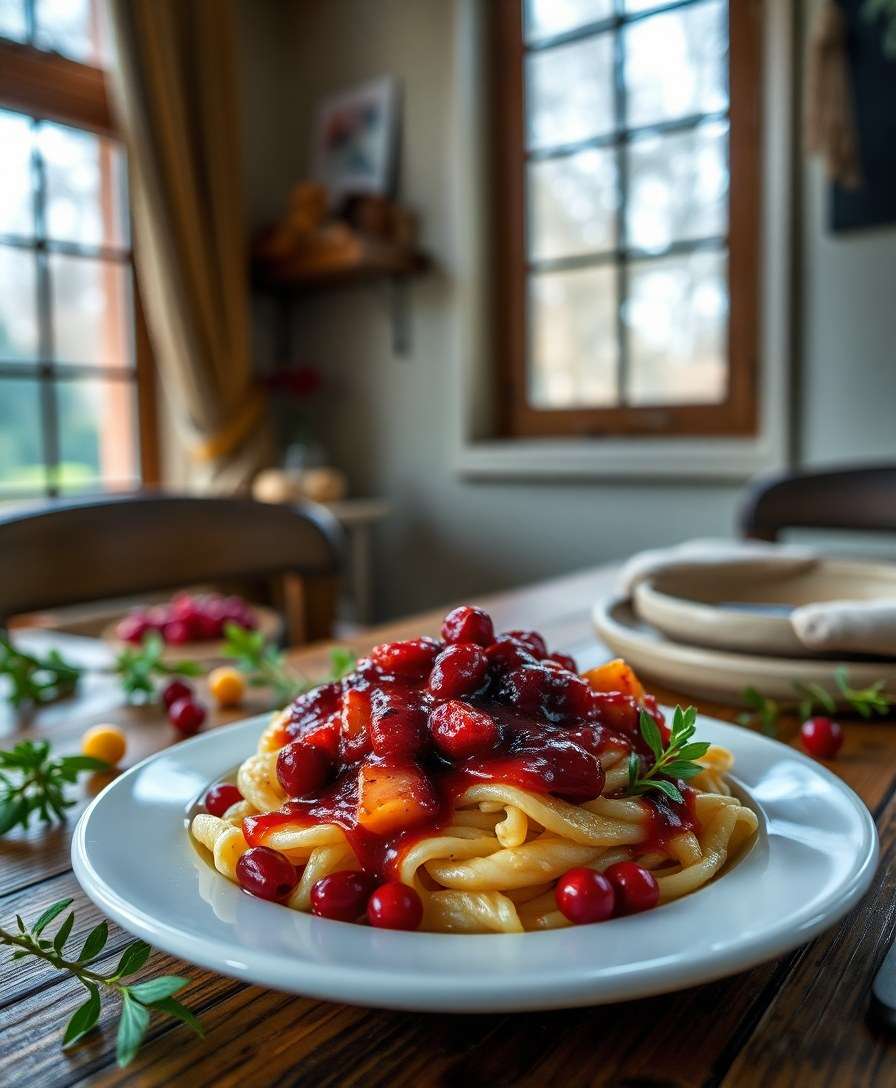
[618,539,896,657]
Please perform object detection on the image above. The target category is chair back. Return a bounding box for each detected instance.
[739,464,896,542]
[0,493,344,641]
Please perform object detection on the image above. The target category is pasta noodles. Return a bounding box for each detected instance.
[190,611,758,933]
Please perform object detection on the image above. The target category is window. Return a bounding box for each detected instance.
[0,0,156,500]
[493,0,761,439]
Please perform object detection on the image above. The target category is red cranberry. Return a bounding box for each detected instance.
[235,846,298,901]
[162,619,192,645]
[286,681,343,738]
[370,638,441,678]
[310,870,376,922]
[800,717,844,760]
[484,636,538,673]
[505,629,548,659]
[591,691,640,736]
[604,862,659,916]
[428,643,488,700]
[555,867,615,924]
[429,700,499,759]
[204,782,243,817]
[367,882,423,930]
[546,651,578,673]
[276,741,331,797]
[168,697,206,735]
[369,689,426,757]
[116,614,151,644]
[161,677,193,709]
[441,606,494,647]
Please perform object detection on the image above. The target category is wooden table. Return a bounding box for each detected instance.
[2,564,895,1086]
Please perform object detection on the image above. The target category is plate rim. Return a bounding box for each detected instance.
[71,711,879,1012]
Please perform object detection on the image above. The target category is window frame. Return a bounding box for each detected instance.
[492,0,762,440]
[0,35,159,499]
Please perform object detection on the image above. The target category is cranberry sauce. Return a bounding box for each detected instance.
[243,616,700,880]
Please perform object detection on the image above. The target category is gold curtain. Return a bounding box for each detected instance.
[107,0,271,491]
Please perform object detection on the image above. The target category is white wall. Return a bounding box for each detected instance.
[239,0,895,619]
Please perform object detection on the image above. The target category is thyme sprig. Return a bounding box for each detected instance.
[738,668,892,737]
[1,898,202,1067]
[0,740,108,836]
[114,632,201,703]
[626,706,711,805]
[0,633,82,708]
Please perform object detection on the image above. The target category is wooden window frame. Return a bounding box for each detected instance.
[493,0,762,440]
[0,36,159,494]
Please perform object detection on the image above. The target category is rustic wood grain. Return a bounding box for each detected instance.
[1,562,894,1086]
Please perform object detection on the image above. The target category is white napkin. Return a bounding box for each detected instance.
[619,538,896,657]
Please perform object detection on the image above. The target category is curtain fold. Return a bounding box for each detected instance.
[107,0,271,491]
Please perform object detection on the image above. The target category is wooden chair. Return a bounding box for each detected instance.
[739,464,896,542]
[0,493,344,644]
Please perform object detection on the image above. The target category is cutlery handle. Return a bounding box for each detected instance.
[871,938,896,1029]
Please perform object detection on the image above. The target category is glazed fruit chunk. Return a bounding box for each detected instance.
[427,643,489,700]
[429,700,499,758]
[357,762,439,835]
[340,688,373,761]
[441,605,495,647]
[583,658,645,701]
[370,637,441,678]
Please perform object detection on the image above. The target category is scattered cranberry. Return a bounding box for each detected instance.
[428,643,489,700]
[604,862,659,916]
[441,606,494,647]
[204,782,243,817]
[505,629,548,659]
[367,882,423,930]
[555,867,615,924]
[310,870,376,922]
[236,846,298,901]
[800,716,844,760]
[162,619,192,646]
[116,613,152,644]
[370,638,441,678]
[161,677,193,709]
[168,697,206,735]
[546,651,578,673]
[429,700,499,758]
[276,741,331,797]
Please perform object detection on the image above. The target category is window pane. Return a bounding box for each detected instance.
[624,0,728,128]
[623,0,677,12]
[0,110,35,238]
[626,120,728,251]
[525,0,613,42]
[526,34,615,150]
[34,0,109,65]
[0,378,44,492]
[528,265,618,408]
[49,253,133,367]
[528,148,617,261]
[56,376,138,490]
[0,0,27,42]
[0,245,38,361]
[625,249,727,405]
[39,122,129,248]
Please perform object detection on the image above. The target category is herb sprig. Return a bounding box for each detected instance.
[223,624,356,708]
[1,898,202,1067]
[739,668,892,737]
[0,740,108,836]
[0,634,82,708]
[626,706,711,804]
[114,632,201,703]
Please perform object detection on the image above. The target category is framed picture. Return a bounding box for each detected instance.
[311,76,400,205]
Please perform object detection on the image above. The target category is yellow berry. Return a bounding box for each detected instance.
[208,666,246,708]
[81,724,126,766]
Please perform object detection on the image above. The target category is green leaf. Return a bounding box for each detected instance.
[32,898,73,936]
[152,996,204,1036]
[113,940,152,978]
[116,993,150,1068]
[742,686,766,710]
[56,755,110,775]
[0,796,28,835]
[661,761,704,779]
[328,647,357,680]
[127,976,188,1004]
[647,779,684,804]
[53,911,75,953]
[77,921,108,963]
[63,982,101,1046]
[639,711,663,763]
[676,741,711,761]
[627,751,639,789]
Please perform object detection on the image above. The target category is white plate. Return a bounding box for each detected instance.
[595,596,896,707]
[72,713,878,1012]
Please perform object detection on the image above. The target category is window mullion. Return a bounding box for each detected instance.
[32,119,59,498]
[612,2,629,409]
